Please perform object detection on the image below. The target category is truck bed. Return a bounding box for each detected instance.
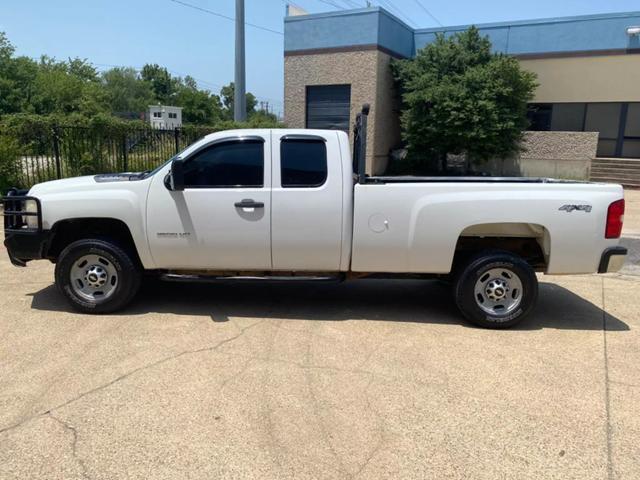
[350,180,623,275]
[365,176,588,184]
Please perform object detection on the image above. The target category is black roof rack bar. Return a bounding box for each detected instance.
[353,104,370,184]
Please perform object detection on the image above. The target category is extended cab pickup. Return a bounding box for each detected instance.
[1,106,628,328]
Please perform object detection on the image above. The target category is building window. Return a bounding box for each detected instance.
[527,104,552,131]
[280,138,327,188]
[584,103,622,157]
[305,85,351,132]
[527,102,640,159]
[622,103,640,158]
[168,112,177,119]
[182,140,264,188]
[153,111,162,118]
[550,103,586,132]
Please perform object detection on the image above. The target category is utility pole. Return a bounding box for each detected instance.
[234,0,247,122]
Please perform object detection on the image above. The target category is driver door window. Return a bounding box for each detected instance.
[183,140,264,188]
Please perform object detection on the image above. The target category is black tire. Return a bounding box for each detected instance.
[54,238,141,314]
[454,250,538,329]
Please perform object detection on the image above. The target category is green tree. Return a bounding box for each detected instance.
[174,76,224,125]
[102,67,155,113]
[0,56,38,115]
[141,63,177,104]
[30,56,107,115]
[1,34,107,117]
[0,33,38,115]
[67,57,100,82]
[0,31,279,129]
[220,82,257,119]
[392,27,538,173]
[249,108,278,123]
[0,31,14,61]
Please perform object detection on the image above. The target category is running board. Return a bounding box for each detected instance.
[160,273,344,283]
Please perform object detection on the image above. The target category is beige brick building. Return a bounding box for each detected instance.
[283,7,640,178]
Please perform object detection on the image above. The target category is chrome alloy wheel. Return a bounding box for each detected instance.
[70,254,118,302]
[473,268,523,316]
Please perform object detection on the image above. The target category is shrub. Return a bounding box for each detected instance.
[391,27,538,174]
[0,134,21,192]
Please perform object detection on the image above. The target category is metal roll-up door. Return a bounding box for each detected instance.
[305,85,351,132]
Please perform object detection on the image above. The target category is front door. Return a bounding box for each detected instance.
[146,134,272,270]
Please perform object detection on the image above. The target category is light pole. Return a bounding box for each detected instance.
[234,0,247,122]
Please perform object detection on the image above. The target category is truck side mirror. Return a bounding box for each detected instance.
[170,158,185,191]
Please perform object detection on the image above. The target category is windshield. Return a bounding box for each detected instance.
[140,155,176,179]
[140,141,203,179]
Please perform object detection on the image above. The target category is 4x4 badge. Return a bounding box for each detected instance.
[559,205,592,213]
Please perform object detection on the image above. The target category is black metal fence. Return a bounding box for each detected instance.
[1,125,217,189]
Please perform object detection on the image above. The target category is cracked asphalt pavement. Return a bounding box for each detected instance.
[1,190,640,479]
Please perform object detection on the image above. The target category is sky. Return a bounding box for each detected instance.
[2,0,639,118]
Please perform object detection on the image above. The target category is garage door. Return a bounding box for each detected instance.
[305,85,351,132]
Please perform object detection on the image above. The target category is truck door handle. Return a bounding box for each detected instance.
[234,199,264,209]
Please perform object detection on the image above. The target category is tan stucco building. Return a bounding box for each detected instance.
[284,8,640,176]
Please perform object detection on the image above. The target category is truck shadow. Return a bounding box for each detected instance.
[28,278,629,332]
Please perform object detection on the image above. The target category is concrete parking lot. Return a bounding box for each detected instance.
[1,191,639,479]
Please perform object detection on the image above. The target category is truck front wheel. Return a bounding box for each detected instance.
[55,238,141,314]
[454,251,538,329]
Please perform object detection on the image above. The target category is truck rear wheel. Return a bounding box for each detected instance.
[55,238,141,314]
[454,251,538,329]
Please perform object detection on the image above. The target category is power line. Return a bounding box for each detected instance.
[315,0,346,9]
[336,0,360,8]
[409,0,443,26]
[169,0,284,35]
[375,0,417,27]
[379,1,414,25]
[283,0,342,13]
[284,0,365,13]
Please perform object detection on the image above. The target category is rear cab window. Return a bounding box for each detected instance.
[280,138,327,188]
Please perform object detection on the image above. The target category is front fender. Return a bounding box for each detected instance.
[36,185,154,268]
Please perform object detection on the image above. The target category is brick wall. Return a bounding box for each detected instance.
[284,49,401,174]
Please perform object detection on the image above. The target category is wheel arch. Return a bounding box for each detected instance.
[453,222,551,272]
[47,218,143,267]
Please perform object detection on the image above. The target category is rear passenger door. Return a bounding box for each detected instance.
[271,132,344,271]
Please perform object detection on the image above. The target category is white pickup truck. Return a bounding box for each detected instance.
[1,106,628,328]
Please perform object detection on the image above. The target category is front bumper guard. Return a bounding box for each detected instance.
[1,192,49,267]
